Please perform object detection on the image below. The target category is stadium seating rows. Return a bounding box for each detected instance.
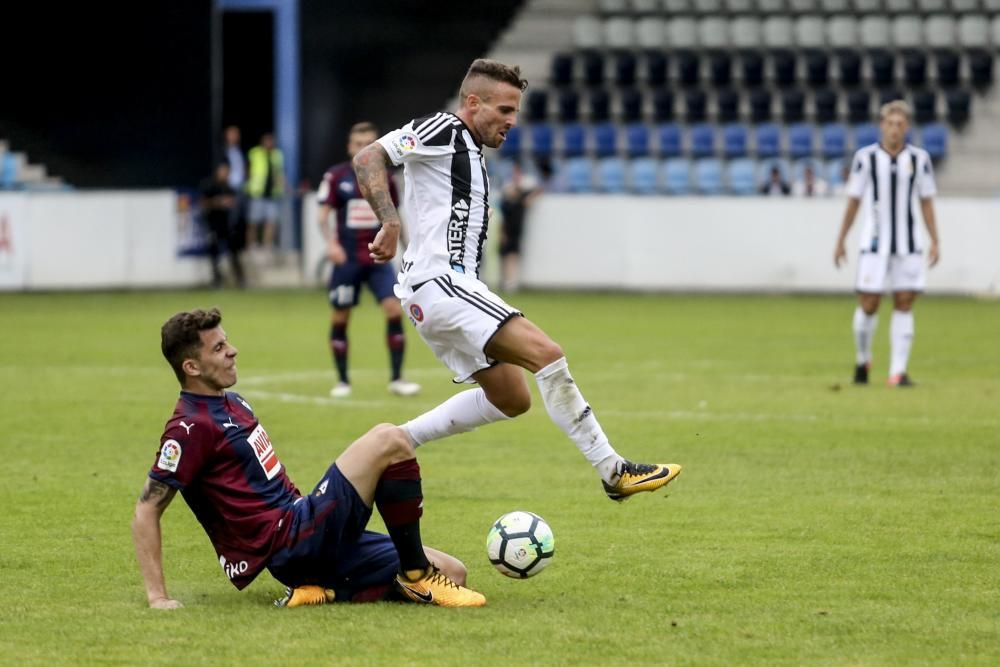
[500,121,949,162]
[491,155,859,196]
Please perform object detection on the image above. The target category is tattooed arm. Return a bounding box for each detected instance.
[353,143,402,263]
[131,477,182,609]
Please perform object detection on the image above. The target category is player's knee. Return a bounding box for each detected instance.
[370,423,414,460]
[495,388,531,417]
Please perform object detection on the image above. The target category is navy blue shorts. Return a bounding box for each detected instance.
[327,262,397,309]
[267,464,399,602]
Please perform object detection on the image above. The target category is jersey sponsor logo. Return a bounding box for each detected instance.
[247,424,282,480]
[315,478,329,496]
[409,304,424,323]
[448,199,470,264]
[157,439,182,472]
[222,415,238,429]
[219,555,249,580]
[179,420,194,434]
[345,198,379,229]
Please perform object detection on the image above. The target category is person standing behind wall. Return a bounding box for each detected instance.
[222,126,248,259]
[246,132,285,259]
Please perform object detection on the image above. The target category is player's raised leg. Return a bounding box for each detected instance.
[484,316,682,501]
[335,424,485,607]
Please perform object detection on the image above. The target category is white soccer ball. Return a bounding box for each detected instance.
[486,510,554,578]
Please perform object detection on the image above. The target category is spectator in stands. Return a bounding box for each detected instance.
[222,126,248,259]
[498,160,548,293]
[760,165,790,197]
[199,162,245,289]
[792,164,829,197]
[246,132,285,258]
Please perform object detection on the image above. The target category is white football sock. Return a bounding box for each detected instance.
[853,306,878,365]
[889,310,914,376]
[534,357,622,483]
[402,388,509,447]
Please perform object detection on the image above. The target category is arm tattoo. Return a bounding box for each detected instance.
[139,478,174,508]
[353,145,401,228]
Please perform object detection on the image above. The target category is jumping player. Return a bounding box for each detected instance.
[352,59,681,501]
[316,122,420,398]
[131,308,485,609]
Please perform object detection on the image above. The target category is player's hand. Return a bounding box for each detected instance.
[368,225,400,263]
[327,240,347,266]
[833,242,847,268]
[149,597,183,610]
[928,241,940,267]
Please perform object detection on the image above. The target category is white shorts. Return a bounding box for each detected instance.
[248,198,281,225]
[855,252,926,293]
[400,272,522,383]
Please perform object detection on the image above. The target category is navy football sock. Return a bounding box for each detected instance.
[374,459,429,573]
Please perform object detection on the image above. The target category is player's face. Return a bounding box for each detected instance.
[347,131,377,158]
[192,327,239,392]
[472,83,521,149]
[880,112,908,149]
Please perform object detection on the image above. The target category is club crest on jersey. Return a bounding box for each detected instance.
[409,304,424,323]
[157,439,182,472]
[247,424,282,480]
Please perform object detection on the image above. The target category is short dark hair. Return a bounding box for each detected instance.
[461,59,528,96]
[161,308,222,384]
[350,121,379,136]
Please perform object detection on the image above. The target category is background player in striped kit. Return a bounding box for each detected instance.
[834,101,940,387]
[316,122,420,398]
[353,59,681,501]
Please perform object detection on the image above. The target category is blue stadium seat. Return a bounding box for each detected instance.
[558,89,581,123]
[597,158,628,193]
[489,158,517,188]
[653,90,675,122]
[582,51,605,87]
[723,124,748,159]
[854,123,879,149]
[563,158,594,193]
[788,124,814,160]
[663,158,692,195]
[685,90,708,124]
[694,159,724,195]
[551,53,573,86]
[531,125,554,159]
[821,124,848,160]
[921,123,948,161]
[589,90,611,123]
[826,158,849,191]
[1,154,19,189]
[630,158,660,195]
[615,52,637,87]
[499,126,522,158]
[755,123,781,158]
[657,123,683,158]
[727,158,758,195]
[690,123,716,159]
[625,123,651,158]
[562,124,586,158]
[592,123,618,158]
[749,89,773,123]
[621,89,643,124]
[526,90,549,122]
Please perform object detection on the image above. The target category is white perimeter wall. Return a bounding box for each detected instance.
[519,196,1000,295]
[0,191,206,290]
[3,192,998,294]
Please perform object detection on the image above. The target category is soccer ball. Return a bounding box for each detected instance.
[486,510,554,578]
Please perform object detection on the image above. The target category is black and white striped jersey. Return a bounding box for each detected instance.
[846,143,937,257]
[376,112,491,286]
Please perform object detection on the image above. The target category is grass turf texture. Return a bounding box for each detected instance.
[1,289,997,666]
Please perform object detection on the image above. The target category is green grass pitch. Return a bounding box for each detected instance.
[1,289,997,666]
